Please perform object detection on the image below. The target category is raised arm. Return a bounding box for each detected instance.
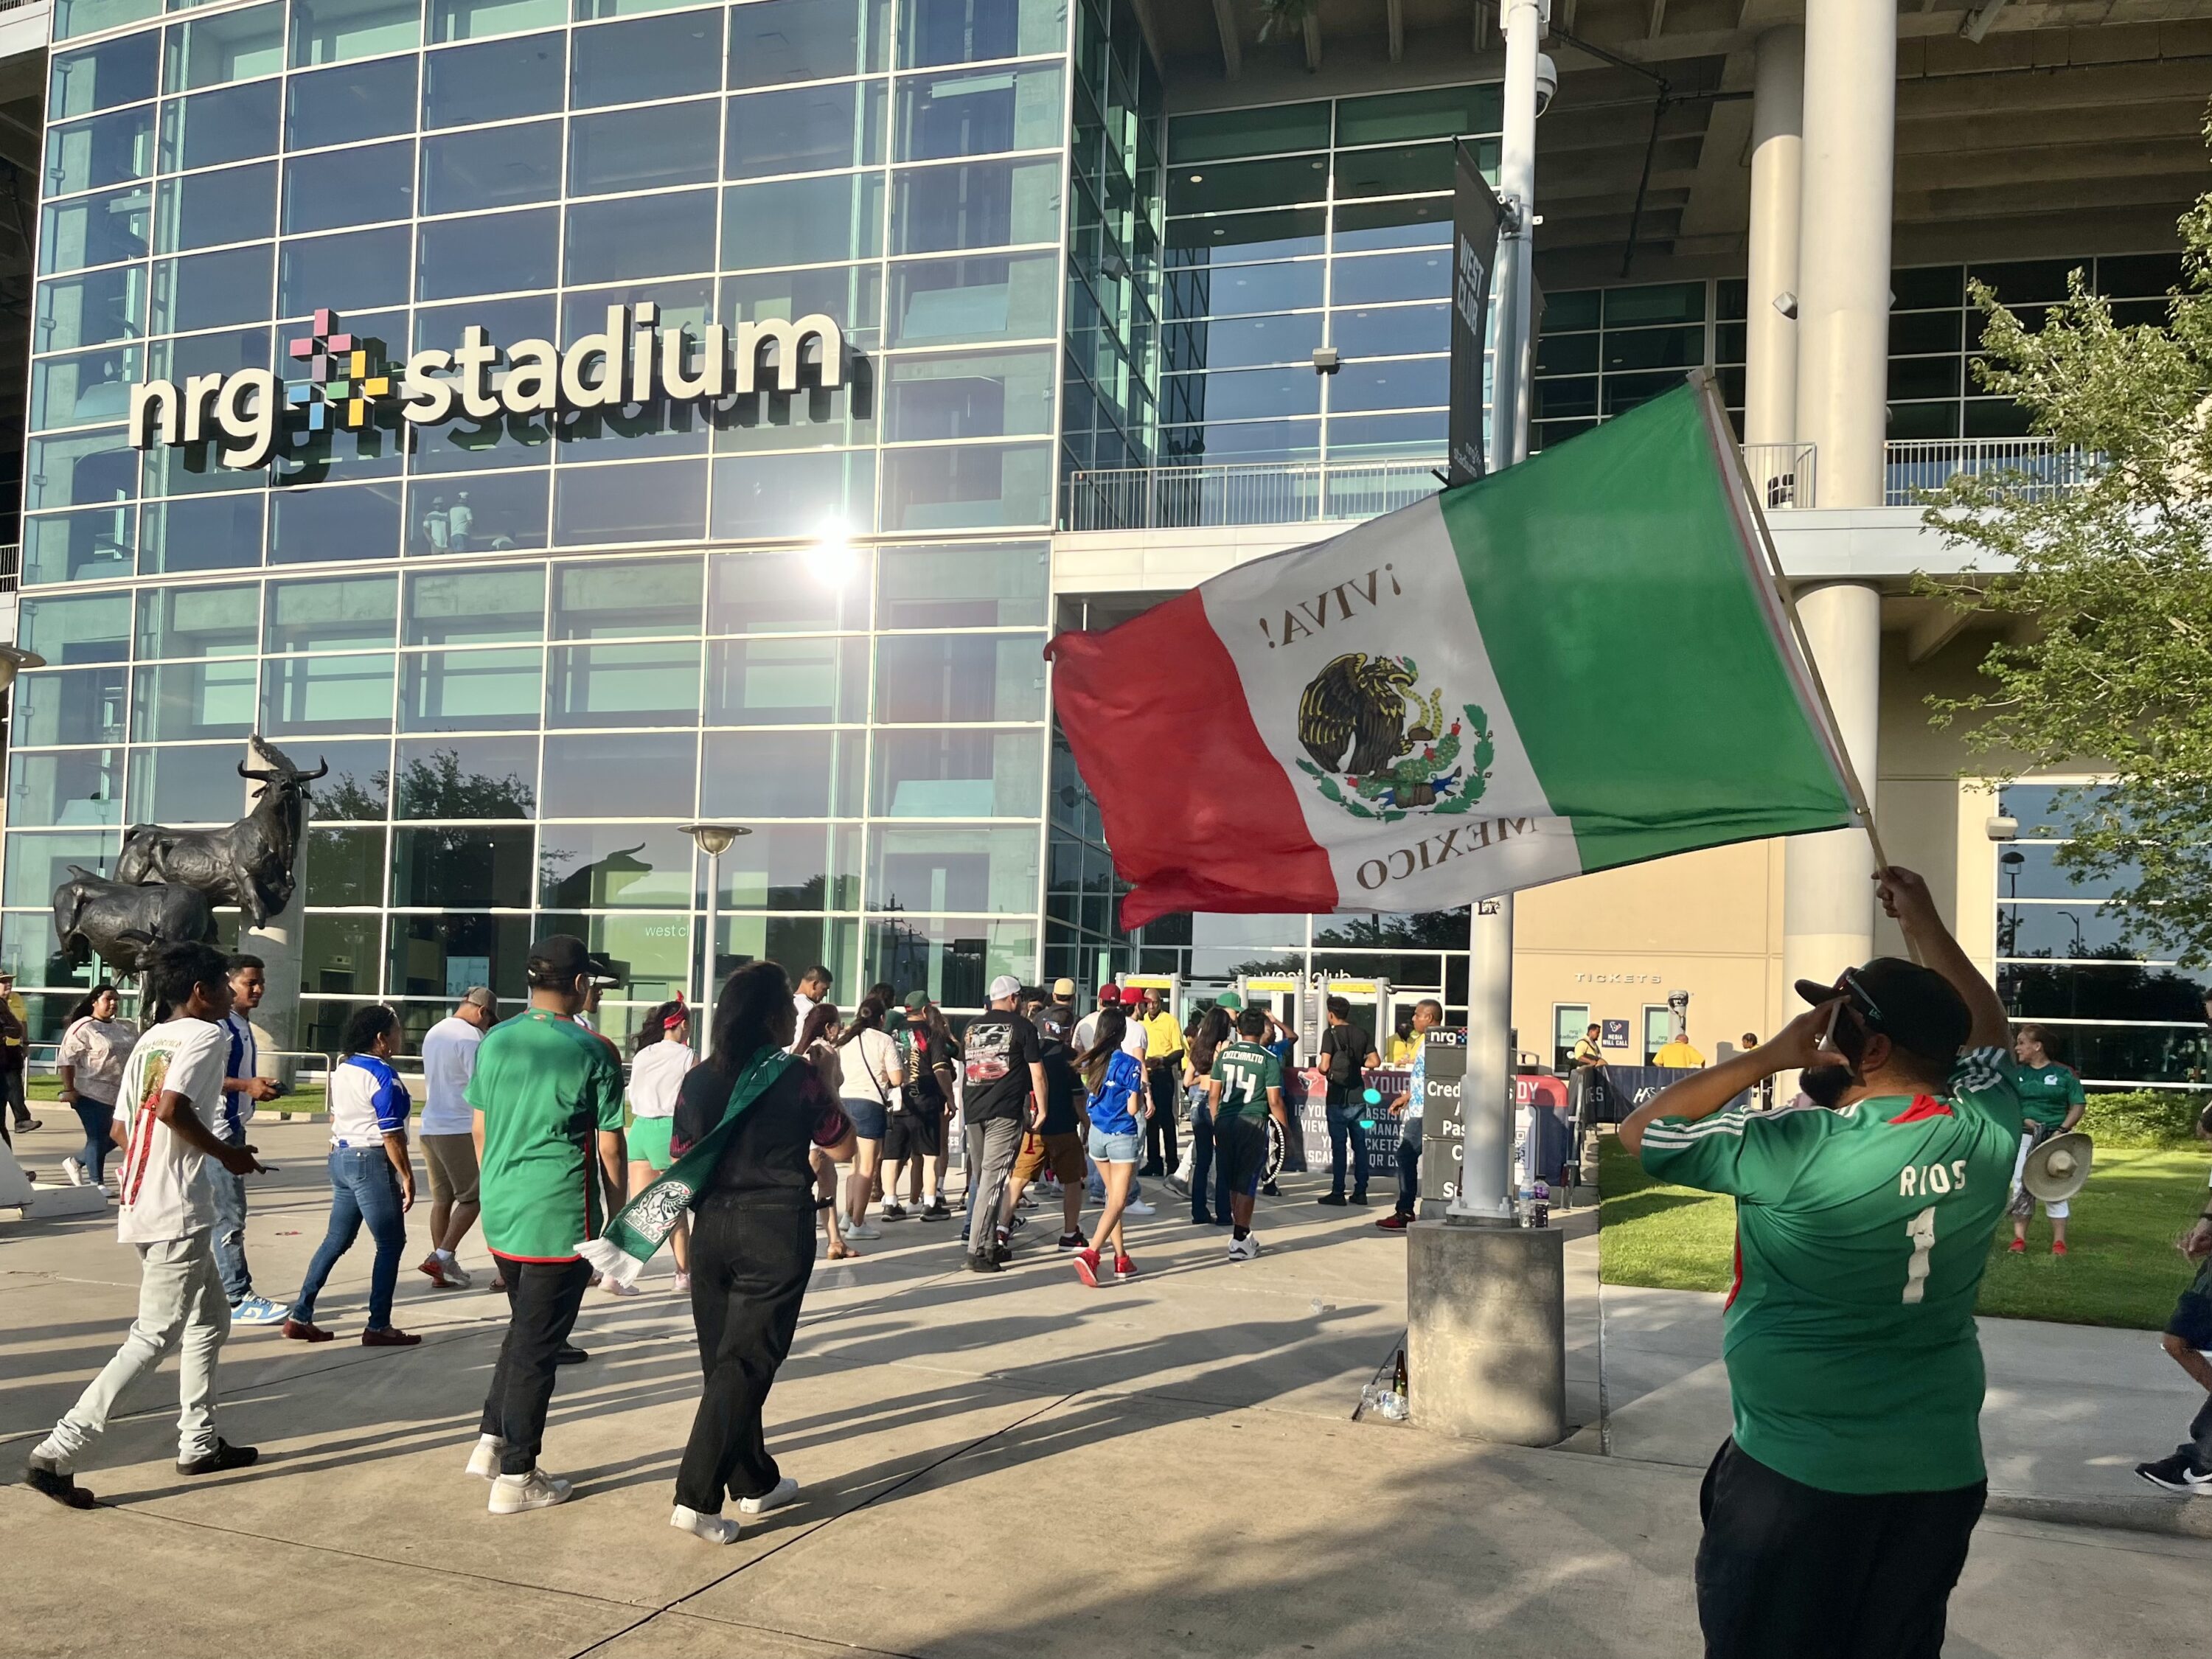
[1620,1005,1836,1156]
[1877,866,2008,1050]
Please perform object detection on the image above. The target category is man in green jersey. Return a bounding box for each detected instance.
[2006,1023,2085,1256]
[1207,1006,1290,1262]
[465,934,627,1516]
[1621,867,2018,1659]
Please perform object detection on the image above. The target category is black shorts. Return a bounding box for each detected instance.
[1214,1113,1268,1197]
[883,1107,942,1161]
[2168,1259,2212,1349]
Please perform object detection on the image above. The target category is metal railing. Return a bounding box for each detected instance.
[1884,438,2093,506]
[0,545,19,595]
[1063,458,1446,532]
[1740,443,1816,510]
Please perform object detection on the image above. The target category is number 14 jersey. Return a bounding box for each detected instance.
[1639,1048,2023,1495]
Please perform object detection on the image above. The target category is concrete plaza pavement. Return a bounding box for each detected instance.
[2,1113,2208,1659]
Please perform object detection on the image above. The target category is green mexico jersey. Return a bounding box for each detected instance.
[467,1009,626,1263]
[1640,1048,2023,1495]
[2013,1062,2083,1130]
[1211,1040,1283,1118]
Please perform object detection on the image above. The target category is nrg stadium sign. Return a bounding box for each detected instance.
[127,303,846,470]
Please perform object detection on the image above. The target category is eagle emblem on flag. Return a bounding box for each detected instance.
[1293,651,1494,822]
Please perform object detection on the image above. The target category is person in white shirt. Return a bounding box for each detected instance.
[417,987,495,1290]
[626,999,697,1293]
[215,955,288,1326]
[25,942,268,1508]
[790,964,833,1054]
[1074,985,1149,1060]
[833,999,904,1239]
[57,981,136,1188]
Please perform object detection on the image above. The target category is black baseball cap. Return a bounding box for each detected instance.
[1793,957,1971,1068]
[529,933,591,981]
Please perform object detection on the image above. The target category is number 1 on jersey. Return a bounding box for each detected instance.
[1902,1205,1936,1304]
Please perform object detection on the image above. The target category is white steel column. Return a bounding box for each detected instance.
[1744,24,1802,452]
[1782,584,1883,990]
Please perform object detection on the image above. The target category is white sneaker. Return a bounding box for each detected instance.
[1228,1235,1260,1261]
[466,1434,505,1479]
[844,1221,881,1240]
[1124,1199,1156,1217]
[602,1276,641,1298]
[488,1467,571,1513]
[737,1475,799,1514]
[671,1504,741,1543]
[672,1271,691,1294]
[60,1156,86,1187]
[437,1256,473,1289]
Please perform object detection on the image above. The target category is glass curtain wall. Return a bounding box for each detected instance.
[1994,782,2210,1089]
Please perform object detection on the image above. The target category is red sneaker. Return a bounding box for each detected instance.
[1113,1256,1137,1281]
[2006,1237,2026,1254]
[2051,1239,2068,1256]
[1377,1212,1411,1231]
[1074,1248,1101,1288]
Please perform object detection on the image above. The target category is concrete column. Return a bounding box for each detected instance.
[1743,24,1803,451]
[1781,582,1882,993]
[1793,0,1894,509]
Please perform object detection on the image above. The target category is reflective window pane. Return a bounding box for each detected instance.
[712,822,858,909]
[128,744,254,824]
[9,750,127,829]
[421,119,560,212]
[551,557,701,639]
[880,441,1051,531]
[707,451,874,541]
[156,161,277,253]
[892,156,1058,254]
[165,2,287,90]
[568,102,717,197]
[1332,196,1450,254]
[286,53,419,149]
[536,911,693,1001]
[1328,355,1447,413]
[139,495,267,574]
[139,580,259,658]
[569,9,723,108]
[394,734,537,814]
[279,224,410,313]
[32,344,142,432]
[26,507,138,586]
[869,824,1037,913]
[386,912,532,1000]
[551,459,706,546]
[543,641,701,727]
[283,139,415,233]
[46,106,156,198]
[705,548,866,633]
[392,824,535,907]
[704,636,866,725]
[1332,302,1447,359]
[404,563,545,644]
[865,914,1032,1009]
[292,0,425,67]
[724,80,883,180]
[55,0,159,47]
[728,0,886,88]
[264,572,397,652]
[1328,249,1449,307]
[699,728,863,817]
[52,32,159,119]
[24,432,139,514]
[269,481,403,563]
[886,250,1057,346]
[405,473,550,554]
[4,832,124,905]
[899,0,1062,67]
[874,632,1044,723]
[540,730,696,815]
[872,727,1040,817]
[540,824,695,906]
[132,658,259,740]
[564,190,716,284]
[720,172,884,271]
[896,61,1061,161]
[876,542,1045,627]
[400,647,543,731]
[883,346,1054,439]
[305,826,388,905]
[152,243,274,332]
[262,652,396,733]
[36,267,149,353]
[40,183,153,275]
[300,737,392,818]
[423,32,563,125]
[417,207,556,299]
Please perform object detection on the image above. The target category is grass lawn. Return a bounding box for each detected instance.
[27,1077,329,1118]
[1599,1133,2211,1332]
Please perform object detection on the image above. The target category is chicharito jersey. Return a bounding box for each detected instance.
[1639,1048,2023,1495]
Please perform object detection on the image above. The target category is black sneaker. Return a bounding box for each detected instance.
[25,1460,94,1509]
[1138,1164,1164,1178]
[555,1345,590,1366]
[1260,1180,1282,1197]
[177,1439,259,1476]
[920,1200,950,1221]
[880,1202,909,1222]
[1056,1231,1086,1251]
[1349,1191,1371,1206]
[1317,1193,1348,1207]
[990,1242,1012,1265]
[967,1254,1004,1274]
[2135,1453,2212,1495]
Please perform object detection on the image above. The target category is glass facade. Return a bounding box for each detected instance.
[1994,782,2210,1089]
[10,0,1089,1046]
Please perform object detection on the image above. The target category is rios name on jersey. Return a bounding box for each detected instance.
[1638,1048,2024,1495]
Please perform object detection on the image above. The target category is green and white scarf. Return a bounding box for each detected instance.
[577,1046,795,1288]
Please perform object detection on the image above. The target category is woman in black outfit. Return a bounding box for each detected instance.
[667,959,831,1545]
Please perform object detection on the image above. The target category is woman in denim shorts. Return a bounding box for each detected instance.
[1072,1006,1147,1287]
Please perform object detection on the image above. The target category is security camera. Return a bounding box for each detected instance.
[1534,53,1559,118]
[1986,815,2020,844]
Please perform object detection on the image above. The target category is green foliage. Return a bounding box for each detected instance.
[1922,116,2212,965]
[2079,1088,2212,1147]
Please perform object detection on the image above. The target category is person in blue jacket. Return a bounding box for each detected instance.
[1072,1006,1148,1287]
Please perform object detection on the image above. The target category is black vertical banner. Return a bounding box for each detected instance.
[1447,141,1503,488]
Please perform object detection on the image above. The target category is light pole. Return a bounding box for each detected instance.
[1449,0,1551,1225]
[678,822,750,1008]
[0,644,46,691]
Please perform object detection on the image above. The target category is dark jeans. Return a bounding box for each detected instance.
[2180,1393,2212,1470]
[1395,1128,1421,1215]
[71,1098,116,1185]
[1325,1099,1370,1197]
[479,1256,594,1476]
[1186,1093,1229,1222]
[209,1126,254,1302]
[675,1196,814,1514]
[290,1146,406,1329]
[1143,1066,1178,1171]
[4,1067,27,1127]
[1695,1438,1984,1659]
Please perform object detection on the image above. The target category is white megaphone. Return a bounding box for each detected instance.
[2021,1130,2094,1206]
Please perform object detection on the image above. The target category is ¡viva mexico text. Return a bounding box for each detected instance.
[1354,815,1537,891]
[1256,563,1405,650]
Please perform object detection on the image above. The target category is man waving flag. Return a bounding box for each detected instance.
[1047,378,1861,928]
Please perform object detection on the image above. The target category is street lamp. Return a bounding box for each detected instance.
[0,644,47,692]
[678,821,751,1006]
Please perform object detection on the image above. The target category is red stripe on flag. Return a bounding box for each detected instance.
[1047,591,1335,928]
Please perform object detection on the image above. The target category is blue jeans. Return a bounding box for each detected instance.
[210,1126,254,1303]
[70,1098,115,1184]
[1326,1099,1370,1197]
[1186,1093,1229,1222]
[291,1147,407,1331]
[1396,1127,1422,1215]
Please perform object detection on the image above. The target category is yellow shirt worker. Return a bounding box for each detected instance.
[1654,1036,1706,1068]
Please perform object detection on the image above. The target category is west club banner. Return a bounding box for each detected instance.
[1046,378,1861,929]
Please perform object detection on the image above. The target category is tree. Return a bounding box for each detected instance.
[1924,118,2212,967]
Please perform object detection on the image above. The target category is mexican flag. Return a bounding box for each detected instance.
[1047,379,1861,929]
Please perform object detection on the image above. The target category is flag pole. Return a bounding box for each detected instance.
[1697,370,1919,956]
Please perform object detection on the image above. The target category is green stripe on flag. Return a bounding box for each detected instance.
[1436,380,1854,874]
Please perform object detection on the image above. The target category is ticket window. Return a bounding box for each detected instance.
[1553,1003,1590,1072]
[1643,1005,1671,1065]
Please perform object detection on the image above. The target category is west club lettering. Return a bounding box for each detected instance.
[1354,815,1538,891]
[125,304,845,471]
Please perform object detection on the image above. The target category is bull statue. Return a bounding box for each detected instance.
[116,737,327,928]
[52,866,217,978]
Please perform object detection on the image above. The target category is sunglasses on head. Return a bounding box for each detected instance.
[1829,969,1886,1031]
